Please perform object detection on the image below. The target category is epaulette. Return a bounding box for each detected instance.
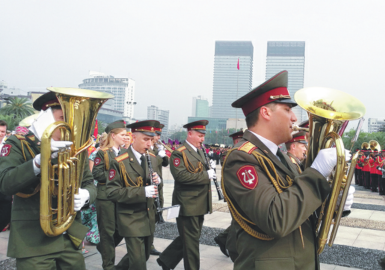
[176,146,186,152]
[26,135,36,141]
[15,134,26,140]
[238,141,257,154]
[100,147,109,152]
[148,152,156,157]
[115,152,129,163]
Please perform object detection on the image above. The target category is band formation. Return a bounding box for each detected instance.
[0,70,371,270]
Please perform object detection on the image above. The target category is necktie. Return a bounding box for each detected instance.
[140,155,149,182]
[277,149,290,170]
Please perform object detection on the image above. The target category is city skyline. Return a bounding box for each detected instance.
[1,1,384,132]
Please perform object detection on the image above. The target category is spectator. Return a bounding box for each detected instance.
[0,120,11,232]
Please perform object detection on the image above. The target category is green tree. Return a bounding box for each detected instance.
[0,114,21,130]
[0,97,35,119]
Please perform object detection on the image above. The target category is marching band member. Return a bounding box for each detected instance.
[106,120,161,270]
[92,120,127,270]
[361,150,371,189]
[355,149,362,186]
[285,131,308,173]
[0,92,96,270]
[158,120,215,270]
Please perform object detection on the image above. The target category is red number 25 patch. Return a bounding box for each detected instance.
[236,165,258,190]
[1,145,12,157]
[109,169,116,180]
[173,158,181,167]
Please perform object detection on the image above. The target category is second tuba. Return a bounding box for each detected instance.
[40,87,113,236]
[294,87,366,254]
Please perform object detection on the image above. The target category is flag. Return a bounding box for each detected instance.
[237,58,240,70]
[227,129,229,134]
[93,119,98,138]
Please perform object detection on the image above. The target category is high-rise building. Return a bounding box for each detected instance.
[79,71,135,123]
[266,41,306,122]
[211,41,253,119]
[147,105,170,139]
[368,118,385,133]
[192,96,209,117]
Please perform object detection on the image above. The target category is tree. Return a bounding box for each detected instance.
[0,114,21,130]
[0,97,35,119]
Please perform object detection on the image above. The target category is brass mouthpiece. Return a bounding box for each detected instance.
[292,125,309,132]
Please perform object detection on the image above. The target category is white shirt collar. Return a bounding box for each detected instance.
[130,145,144,164]
[150,145,154,150]
[112,146,120,157]
[248,130,279,156]
[185,140,197,152]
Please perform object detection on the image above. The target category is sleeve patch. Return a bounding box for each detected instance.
[109,169,116,180]
[94,157,101,166]
[1,145,12,157]
[173,158,181,167]
[236,165,258,190]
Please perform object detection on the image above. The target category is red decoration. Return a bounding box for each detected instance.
[94,157,101,166]
[242,87,289,116]
[1,145,12,157]
[173,158,181,167]
[109,169,116,180]
[236,165,258,190]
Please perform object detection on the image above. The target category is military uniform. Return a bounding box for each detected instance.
[285,131,308,174]
[158,120,212,270]
[0,132,96,269]
[355,150,362,186]
[92,120,127,270]
[361,151,371,189]
[222,71,331,270]
[106,120,160,270]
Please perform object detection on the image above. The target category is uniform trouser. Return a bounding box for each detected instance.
[372,174,379,192]
[215,226,230,245]
[116,235,153,270]
[159,215,204,270]
[16,234,85,270]
[225,222,239,263]
[0,193,12,231]
[355,170,361,186]
[364,172,370,189]
[96,199,123,270]
[380,177,385,195]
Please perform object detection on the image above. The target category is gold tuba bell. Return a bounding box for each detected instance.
[361,142,369,150]
[294,87,366,254]
[40,87,113,236]
[369,140,381,152]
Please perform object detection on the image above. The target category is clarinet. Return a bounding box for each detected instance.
[200,143,224,200]
[146,151,165,224]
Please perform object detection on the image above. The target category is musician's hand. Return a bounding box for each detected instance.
[51,139,73,158]
[152,173,161,185]
[208,169,215,179]
[210,159,216,170]
[157,144,165,151]
[336,186,355,211]
[311,148,350,178]
[158,149,166,158]
[145,185,158,198]
[74,188,90,211]
[33,154,41,175]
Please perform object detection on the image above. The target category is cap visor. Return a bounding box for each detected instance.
[194,130,206,134]
[142,131,156,137]
[275,99,297,107]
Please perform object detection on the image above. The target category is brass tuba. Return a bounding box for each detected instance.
[40,87,113,236]
[294,87,366,254]
[369,140,381,152]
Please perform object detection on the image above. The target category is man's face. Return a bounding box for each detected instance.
[132,132,153,154]
[268,104,297,144]
[290,142,307,161]
[187,130,205,148]
[154,134,160,143]
[233,138,241,145]
[0,126,6,141]
[51,109,64,141]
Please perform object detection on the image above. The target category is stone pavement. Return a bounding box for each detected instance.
[0,165,383,269]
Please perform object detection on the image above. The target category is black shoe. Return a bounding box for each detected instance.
[150,248,161,256]
[214,236,229,257]
[157,258,171,270]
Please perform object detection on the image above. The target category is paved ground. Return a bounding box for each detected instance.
[1,165,384,269]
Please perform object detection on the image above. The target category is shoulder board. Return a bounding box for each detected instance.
[176,146,186,152]
[238,142,258,154]
[26,135,36,141]
[15,134,26,140]
[100,147,109,152]
[289,156,297,164]
[148,152,156,157]
[115,152,129,163]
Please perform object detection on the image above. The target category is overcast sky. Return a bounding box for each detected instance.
[1,0,384,131]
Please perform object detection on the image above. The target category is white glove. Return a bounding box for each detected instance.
[158,149,166,158]
[208,169,216,179]
[210,159,216,170]
[33,154,41,175]
[145,185,157,198]
[51,139,73,159]
[157,144,164,151]
[336,186,355,211]
[74,188,90,211]
[311,148,351,178]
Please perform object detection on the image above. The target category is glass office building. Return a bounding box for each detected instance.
[266,41,307,122]
[211,41,253,119]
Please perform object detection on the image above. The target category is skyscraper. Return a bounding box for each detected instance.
[191,96,209,117]
[211,41,253,119]
[79,71,136,123]
[147,105,170,139]
[265,41,306,122]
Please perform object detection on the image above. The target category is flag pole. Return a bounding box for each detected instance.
[236,58,239,130]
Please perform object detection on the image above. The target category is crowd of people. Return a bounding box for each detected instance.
[0,70,371,270]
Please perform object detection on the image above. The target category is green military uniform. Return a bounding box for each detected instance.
[159,120,212,270]
[0,131,97,270]
[285,131,308,174]
[106,145,159,270]
[92,120,127,270]
[150,144,169,208]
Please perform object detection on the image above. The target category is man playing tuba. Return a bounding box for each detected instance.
[0,92,96,270]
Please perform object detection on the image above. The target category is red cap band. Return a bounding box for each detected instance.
[132,126,155,133]
[242,87,289,116]
[287,135,307,143]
